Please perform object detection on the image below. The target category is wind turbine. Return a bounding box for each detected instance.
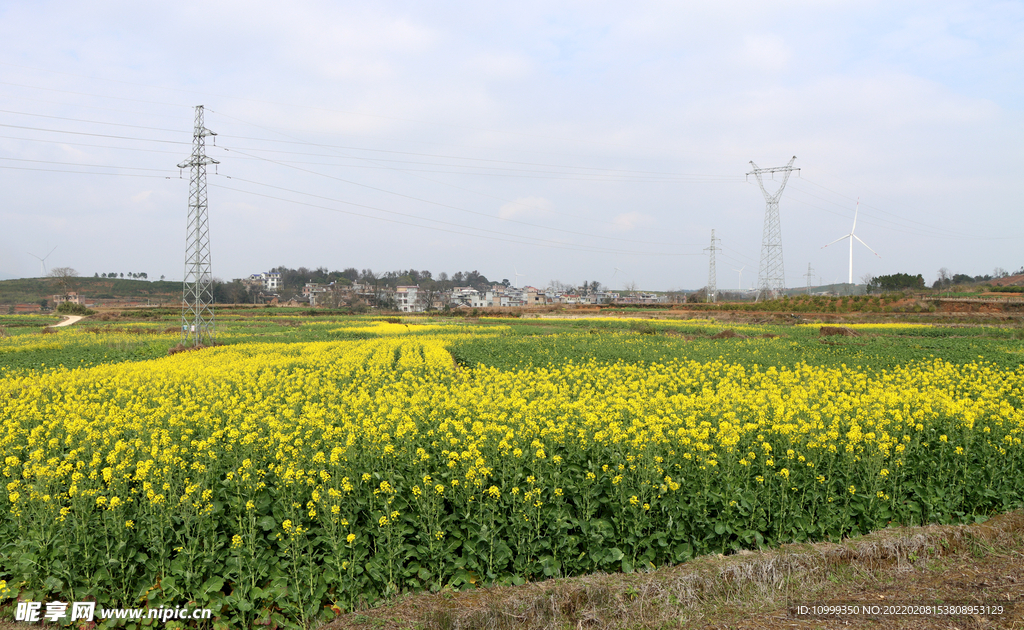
[28,246,57,276]
[612,267,632,291]
[513,266,525,289]
[732,266,745,290]
[821,200,880,284]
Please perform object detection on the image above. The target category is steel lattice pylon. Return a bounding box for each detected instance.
[748,156,798,301]
[178,105,219,347]
[704,229,720,303]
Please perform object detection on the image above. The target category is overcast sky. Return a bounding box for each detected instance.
[1,1,1021,291]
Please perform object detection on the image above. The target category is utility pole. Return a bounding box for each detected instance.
[704,229,720,303]
[178,105,219,347]
[804,263,814,294]
[748,156,799,301]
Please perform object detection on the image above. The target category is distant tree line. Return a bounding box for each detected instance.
[199,266,500,306]
[866,273,925,293]
[266,266,496,296]
[863,266,1023,293]
[930,266,1016,290]
[94,272,148,279]
[203,266,615,307]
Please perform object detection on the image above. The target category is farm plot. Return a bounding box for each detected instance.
[1,319,1022,628]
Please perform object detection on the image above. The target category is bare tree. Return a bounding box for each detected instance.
[323,282,349,309]
[686,288,707,303]
[420,280,441,311]
[48,267,79,300]
[549,279,580,294]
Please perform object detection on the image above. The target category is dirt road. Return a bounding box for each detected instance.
[53,315,85,327]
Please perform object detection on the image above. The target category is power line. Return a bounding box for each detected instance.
[0,133,185,156]
[0,164,169,178]
[804,167,1005,235]
[212,176,700,257]
[217,146,695,248]
[0,79,191,109]
[0,108,184,134]
[1,106,742,180]
[791,178,1012,240]
[3,132,701,181]
[0,156,174,173]
[0,114,710,249]
[721,245,759,267]
[5,72,724,167]
[215,139,741,180]
[210,111,726,239]
[206,109,742,181]
[0,123,189,145]
[785,186,1024,241]
[215,149,734,182]
[0,91,189,120]
[0,61,747,157]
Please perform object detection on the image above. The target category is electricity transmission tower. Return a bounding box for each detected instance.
[177,105,219,347]
[804,263,814,294]
[748,156,799,301]
[704,229,720,303]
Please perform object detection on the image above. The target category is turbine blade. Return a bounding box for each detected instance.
[821,234,851,249]
[853,234,881,258]
[851,199,859,233]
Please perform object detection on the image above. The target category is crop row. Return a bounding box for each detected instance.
[1,334,1022,627]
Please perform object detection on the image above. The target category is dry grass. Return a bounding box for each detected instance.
[322,512,1024,630]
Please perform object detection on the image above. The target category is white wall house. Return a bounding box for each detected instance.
[396,285,425,312]
[247,272,281,291]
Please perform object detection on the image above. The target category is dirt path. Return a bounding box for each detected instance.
[52,315,85,327]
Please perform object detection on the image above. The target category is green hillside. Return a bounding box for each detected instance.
[0,277,180,306]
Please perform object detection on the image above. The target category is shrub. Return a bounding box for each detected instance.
[629,321,656,335]
[56,302,96,316]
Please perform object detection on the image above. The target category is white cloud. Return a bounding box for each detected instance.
[610,211,653,232]
[499,196,552,219]
[0,2,1021,289]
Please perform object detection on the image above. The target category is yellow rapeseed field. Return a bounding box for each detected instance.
[1,325,1022,627]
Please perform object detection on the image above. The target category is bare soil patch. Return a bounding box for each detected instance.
[820,326,860,337]
[167,341,223,355]
[711,329,744,339]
